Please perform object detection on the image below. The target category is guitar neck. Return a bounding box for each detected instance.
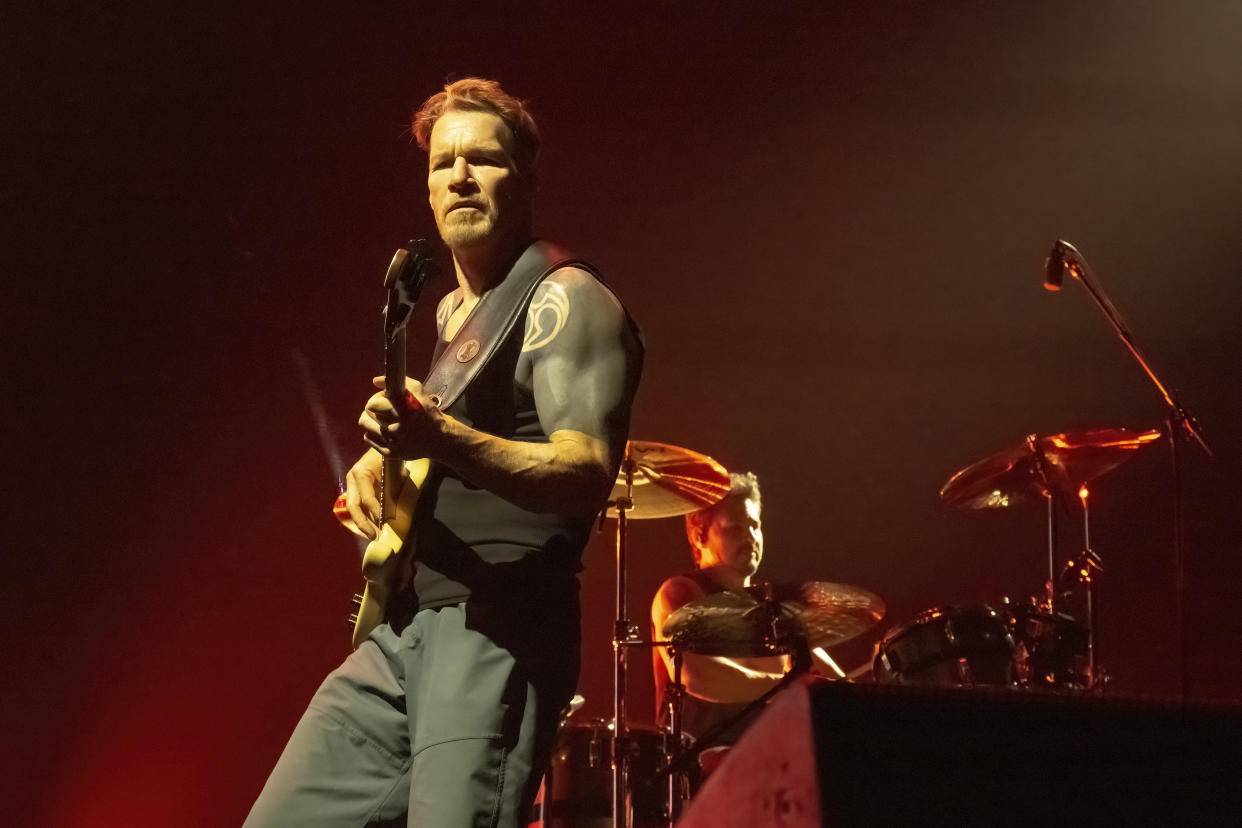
[381,327,407,523]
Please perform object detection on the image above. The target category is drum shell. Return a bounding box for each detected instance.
[1007,604,1089,689]
[873,605,1017,687]
[536,721,668,828]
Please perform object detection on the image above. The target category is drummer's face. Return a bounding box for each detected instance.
[699,496,763,576]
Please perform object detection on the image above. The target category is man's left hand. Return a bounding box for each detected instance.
[359,377,443,459]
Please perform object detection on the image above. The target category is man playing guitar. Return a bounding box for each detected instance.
[244,78,643,828]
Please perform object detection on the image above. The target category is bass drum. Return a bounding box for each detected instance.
[531,720,669,828]
[873,605,1018,687]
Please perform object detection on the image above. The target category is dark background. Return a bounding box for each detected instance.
[6,2,1241,825]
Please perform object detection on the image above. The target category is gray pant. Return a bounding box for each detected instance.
[243,603,576,827]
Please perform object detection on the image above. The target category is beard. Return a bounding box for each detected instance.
[732,546,761,576]
[436,208,497,248]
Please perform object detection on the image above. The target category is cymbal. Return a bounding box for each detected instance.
[605,440,731,519]
[940,427,1162,509]
[662,581,886,657]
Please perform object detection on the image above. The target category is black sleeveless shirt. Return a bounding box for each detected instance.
[406,318,592,620]
[382,241,640,644]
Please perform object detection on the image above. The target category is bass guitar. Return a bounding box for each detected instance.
[332,239,436,649]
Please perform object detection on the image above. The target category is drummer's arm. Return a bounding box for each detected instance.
[652,577,789,705]
[682,654,789,704]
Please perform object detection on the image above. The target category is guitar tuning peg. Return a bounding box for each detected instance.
[351,594,363,606]
[347,614,358,626]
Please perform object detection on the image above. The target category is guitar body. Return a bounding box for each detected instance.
[350,457,430,649]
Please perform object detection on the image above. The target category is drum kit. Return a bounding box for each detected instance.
[536,425,1162,827]
[879,426,1163,692]
[533,242,1210,827]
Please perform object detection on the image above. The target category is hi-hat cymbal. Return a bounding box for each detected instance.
[940,427,1162,509]
[662,581,886,657]
[605,440,731,519]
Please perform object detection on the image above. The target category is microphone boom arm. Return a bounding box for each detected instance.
[1049,240,1211,456]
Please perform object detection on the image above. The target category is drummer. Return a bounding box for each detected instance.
[650,471,788,744]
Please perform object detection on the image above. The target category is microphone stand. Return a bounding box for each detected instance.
[1045,240,1212,699]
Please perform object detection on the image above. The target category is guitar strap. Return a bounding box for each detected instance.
[422,240,597,411]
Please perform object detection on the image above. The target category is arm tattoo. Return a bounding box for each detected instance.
[522,281,570,352]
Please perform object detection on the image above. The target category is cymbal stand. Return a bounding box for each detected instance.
[1028,435,1059,612]
[661,646,688,827]
[620,637,689,826]
[608,455,640,828]
[1042,491,1058,611]
[1060,485,1105,689]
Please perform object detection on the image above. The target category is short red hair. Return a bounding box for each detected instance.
[412,77,540,177]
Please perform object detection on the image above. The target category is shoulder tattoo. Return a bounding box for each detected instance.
[522,280,570,352]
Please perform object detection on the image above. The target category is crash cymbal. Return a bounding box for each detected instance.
[605,440,731,519]
[940,427,1162,509]
[661,581,885,657]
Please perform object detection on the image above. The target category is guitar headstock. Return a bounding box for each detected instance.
[383,238,437,344]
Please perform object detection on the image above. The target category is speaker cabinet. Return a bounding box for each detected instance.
[677,677,1242,826]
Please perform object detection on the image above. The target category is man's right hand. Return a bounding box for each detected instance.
[343,448,384,540]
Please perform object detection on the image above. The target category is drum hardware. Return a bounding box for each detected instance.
[661,581,886,657]
[558,694,587,728]
[812,647,847,678]
[595,443,884,824]
[540,719,671,828]
[608,580,886,824]
[843,658,876,681]
[874,604,1019,687]
[603,441,731,521]
[658,645,689,827]
[606,454,634,828]
[661,627,816,782]
[599,638,701,827]
[939,427,1162,512]
[597,441,730,828]
[939,426,1161,690]
[1009,599,1095,690]
[1059,484,1105,689]
[939,426,1160,609]
[657,582,882,781]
